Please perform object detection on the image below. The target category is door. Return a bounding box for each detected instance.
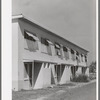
[24,62,33,90]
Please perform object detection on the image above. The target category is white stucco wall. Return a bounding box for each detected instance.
[12,19,19,91]
[12,17,88,91]
[60,66,70,84]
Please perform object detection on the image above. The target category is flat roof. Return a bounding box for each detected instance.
[12,14,89,53]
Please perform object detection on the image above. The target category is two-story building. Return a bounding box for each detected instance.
[12,14,89,91]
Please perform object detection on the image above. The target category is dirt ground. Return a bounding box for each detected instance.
[12,80,96,100]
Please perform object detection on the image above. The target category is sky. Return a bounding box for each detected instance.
[12,0,96,65]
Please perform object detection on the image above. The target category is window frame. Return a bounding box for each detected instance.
[24,30,39,51]
[55,43,61,57]
[41,37,52,55]
[24,31,37,41]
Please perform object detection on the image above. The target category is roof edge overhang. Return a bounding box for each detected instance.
[12,14,23,19]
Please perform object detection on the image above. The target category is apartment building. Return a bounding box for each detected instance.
[12,14,89,91]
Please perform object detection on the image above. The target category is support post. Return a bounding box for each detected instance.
[32,61,34,88]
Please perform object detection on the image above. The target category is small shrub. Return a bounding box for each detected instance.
[89,73,96,80]
[71,74,89,82]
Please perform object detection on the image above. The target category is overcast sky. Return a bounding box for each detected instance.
[12,0,96,65]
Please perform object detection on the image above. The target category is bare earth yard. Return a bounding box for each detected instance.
[12,80,96,100]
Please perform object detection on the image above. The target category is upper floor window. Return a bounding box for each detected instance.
[24,31,37,41]
[71,49,76,61]
[24,31,39,51]
[41,37,52,55]
[76,51,80,62]
[63,46,69,60]
[81,54,84,62]
[55,43,62,57]
[85,55,87,62]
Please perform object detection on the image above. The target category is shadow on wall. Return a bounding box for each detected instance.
[34,62,42,85]
[51,69,55,84]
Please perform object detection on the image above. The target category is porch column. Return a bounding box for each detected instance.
[32,62,34,88]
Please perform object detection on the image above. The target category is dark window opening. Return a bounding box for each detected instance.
[71,49,74,54]
[41,37,52,55]
[55,43,62,57]
[71,49,76,61]
[63,46,69,60]
[24,31,39,51]
[81,54,83,57]
[81,54,84,62]
[76,51,79,56]
[63,46,68,52]
[55,43,61,49]
[85,55,87,62]
[24,31,37,41]
[41,37,49,46]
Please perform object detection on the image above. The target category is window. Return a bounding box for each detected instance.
[41,38,52,55]
[63,46,69,60]
[24,31,38,41]
[63,46,68,52]
[76,51,80,62]
[81,54,84,62]
[76,51,79,56]
[55,43,62,57]
[41,37,49,46]
[85,55,87,62]
[24,31,39,51]
[71,49,76,61]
